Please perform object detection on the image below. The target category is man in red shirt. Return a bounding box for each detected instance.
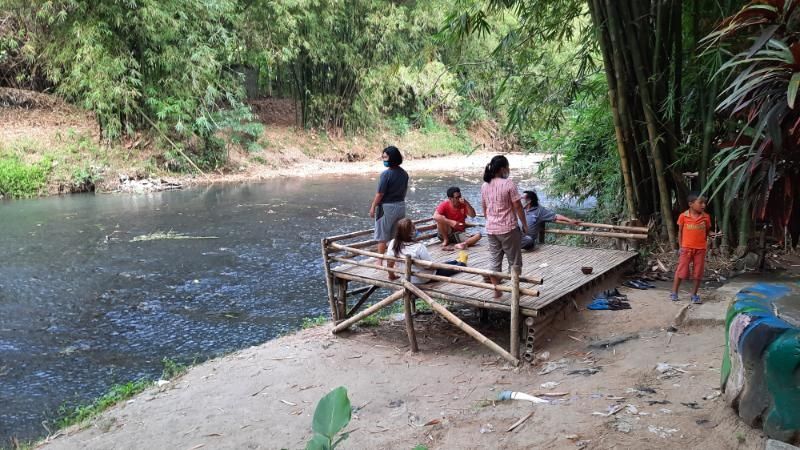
[434,187,482,250]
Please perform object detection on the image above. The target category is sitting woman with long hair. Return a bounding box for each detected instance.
[385,218,467,284]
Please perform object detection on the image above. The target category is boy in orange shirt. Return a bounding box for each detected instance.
[670,192,712,304]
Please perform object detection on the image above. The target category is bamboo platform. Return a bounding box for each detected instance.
[332,242,636,316]
[321,217,644,365]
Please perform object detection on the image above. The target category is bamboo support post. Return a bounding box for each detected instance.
[545,229,648,240]
[332,290,405,333]
[510,265,521,361]
[320,238,339,322]
[403,280,518,365]
[335,278,348,320]
[403,255,419,352]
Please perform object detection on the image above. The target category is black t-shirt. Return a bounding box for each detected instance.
[377,167,409,203]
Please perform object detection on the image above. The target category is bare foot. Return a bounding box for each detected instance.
[388,273,399,281]
[454,243,467,250]
[493,287,502,299]
[441,245,455,251]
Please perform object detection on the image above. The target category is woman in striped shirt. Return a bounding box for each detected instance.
[481,155,528,298]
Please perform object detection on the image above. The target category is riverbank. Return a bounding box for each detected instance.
[0,95,532,199]
[39,281,766,450]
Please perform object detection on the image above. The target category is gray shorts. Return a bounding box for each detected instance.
[374,202,405,242]
[488,228,522,273]
[438,230,470,244]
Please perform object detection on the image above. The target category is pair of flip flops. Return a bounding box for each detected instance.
[622,279,656,290]
[588,297,631,310]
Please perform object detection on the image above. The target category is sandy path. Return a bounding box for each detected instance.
[41,282,763,450]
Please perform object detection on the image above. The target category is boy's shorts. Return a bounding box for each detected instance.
[676,248,706,280]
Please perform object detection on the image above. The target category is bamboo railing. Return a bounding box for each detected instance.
[320,215,645,364]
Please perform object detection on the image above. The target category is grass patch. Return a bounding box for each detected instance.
[131,230,219,242]
[55,378,152,429]
[54,358,192,432]
[0,155,51,198]
[302,314,329,329]
[161,357,189,379]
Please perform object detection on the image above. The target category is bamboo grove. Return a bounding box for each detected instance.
[446,0,800,253]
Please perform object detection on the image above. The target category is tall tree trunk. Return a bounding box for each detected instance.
[590,0,637,220]
[613,0,678,247]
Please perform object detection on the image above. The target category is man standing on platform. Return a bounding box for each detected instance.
[434,187,482,250]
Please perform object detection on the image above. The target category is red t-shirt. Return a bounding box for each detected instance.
[436,200,467,232]
[677,210,712,249]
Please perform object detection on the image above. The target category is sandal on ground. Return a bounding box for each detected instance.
[623,280,647,290]
[636,279,657,288]
[669,292,679,302]
[691,295,703,304]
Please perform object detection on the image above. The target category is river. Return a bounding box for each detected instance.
[1,172,587,442]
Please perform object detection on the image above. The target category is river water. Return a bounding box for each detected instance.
[1,172,583,441]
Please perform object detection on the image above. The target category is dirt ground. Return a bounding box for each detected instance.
[39,281,766,450]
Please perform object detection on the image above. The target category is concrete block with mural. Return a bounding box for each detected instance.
[722,282,800,444]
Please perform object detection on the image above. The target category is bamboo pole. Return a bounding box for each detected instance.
[332,290,405,333]
[510,265,521,361]
[403,255,419,352]
[328,243,544,284]
[329,255,404,274]
[328,217,436,243]
[570,222,648,234]
[335,271,539,315]
[545,229,648,240]
[327,228,375,243]
[346,285,379,317]
[403,280,518,365]
[335,278,348,321]
[320,238,339,322]
[412,272,540,297]
[346,285,374,297]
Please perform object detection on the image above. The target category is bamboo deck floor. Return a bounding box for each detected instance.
[331,242,637,316]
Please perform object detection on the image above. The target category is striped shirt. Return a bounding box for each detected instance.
[481,178,522,235]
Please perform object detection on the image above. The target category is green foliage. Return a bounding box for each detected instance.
[307,386,352,450]
[704,0,800,221]
[387,116,412,137]
[56,378,152,429]
[161,357,188,379]
[7,0,262,171]
[0,155,51,198]
[302,315,329,329]
[537,76,621,222]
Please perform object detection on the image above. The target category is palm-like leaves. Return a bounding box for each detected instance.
[705,0,800,225]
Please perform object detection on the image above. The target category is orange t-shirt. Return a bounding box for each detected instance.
[677,210,711,249]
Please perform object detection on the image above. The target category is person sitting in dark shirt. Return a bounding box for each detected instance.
[520,190,580,250]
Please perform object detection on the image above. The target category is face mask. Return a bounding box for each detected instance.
[383,161,390,167]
